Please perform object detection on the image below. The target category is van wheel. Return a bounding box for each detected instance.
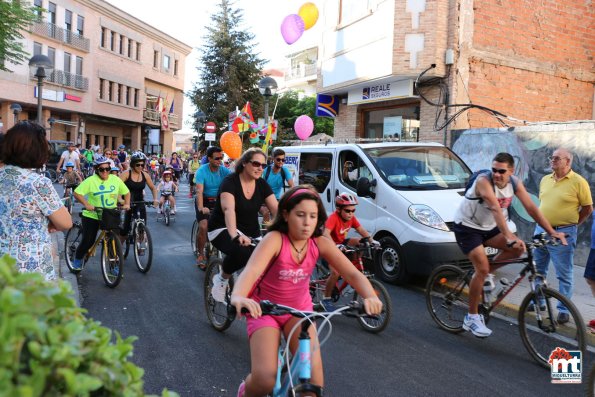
[376,236,408,284]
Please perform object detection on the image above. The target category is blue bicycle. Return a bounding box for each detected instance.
[232,300,372,396]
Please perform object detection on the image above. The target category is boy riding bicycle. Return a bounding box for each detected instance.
[321,192,376,310]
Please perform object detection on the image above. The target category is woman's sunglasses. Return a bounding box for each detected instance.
[97,167,111,172]
[249,160,265,169]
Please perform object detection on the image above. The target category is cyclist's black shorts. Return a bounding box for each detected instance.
[452,223,500,255]
[195,196,216,222]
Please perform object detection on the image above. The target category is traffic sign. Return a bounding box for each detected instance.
[205,122,216,133]
[205,133,216,141]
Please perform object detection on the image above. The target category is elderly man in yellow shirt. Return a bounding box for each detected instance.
[533,148,593,324]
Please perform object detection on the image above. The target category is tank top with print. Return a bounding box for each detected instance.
[251,234,319,311]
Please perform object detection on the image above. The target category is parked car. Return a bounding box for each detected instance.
[274,142,479,284]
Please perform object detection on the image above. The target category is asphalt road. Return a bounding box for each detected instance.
[71,182,592,397]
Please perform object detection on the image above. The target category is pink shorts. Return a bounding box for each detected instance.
[246,314,293,338]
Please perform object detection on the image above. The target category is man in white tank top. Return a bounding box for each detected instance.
[452,152,567,338]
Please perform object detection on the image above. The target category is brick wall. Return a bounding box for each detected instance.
[465,0,595,127]
[334,102,359,140]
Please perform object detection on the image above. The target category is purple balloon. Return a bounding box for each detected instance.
[281,14,305,45]
[294,115,314,140]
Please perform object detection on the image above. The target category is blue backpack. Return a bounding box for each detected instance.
[464,169,517,203]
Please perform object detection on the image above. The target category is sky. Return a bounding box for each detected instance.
[105,0,322,131]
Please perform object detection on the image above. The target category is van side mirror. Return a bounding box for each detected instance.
[356,177,376,199]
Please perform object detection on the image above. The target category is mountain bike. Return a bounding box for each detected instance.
[309,238,392,333]
[123,201,154,273]
[204,237,260,331]
[425,233,586,368]
[64,208,124,288]
[231,300,377,397]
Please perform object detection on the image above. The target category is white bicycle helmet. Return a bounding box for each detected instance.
[130,151,146,164]
[93,156,111,167]
[335,192,358,206]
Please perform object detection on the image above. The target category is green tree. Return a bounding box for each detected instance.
[0,1,40,72]
[188,0,265,138]
[273,92,335,145]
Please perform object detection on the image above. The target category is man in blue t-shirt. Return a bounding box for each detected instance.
[194,146,230,268]
[262,148,294,199]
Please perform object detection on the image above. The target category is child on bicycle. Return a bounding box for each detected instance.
[63,161,82,190]
[321,192,376,310]
[157,170,177,215]
[230,186,382,397]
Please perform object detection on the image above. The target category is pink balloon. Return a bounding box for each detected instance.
[281,14,305,45]
[294,115,314,140]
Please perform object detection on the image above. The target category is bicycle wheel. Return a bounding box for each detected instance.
[425,264,470,333]
[133,222,153,273]
[64,223,83,273]
[66,193,74,214]
[518,287,586,368]
[100,231,124,288]
[354,278,392,333]
[204,259,234,331]
[191,220,198,256]
[309,262,329,307]
[164,207,170,226]
[45,168,58,183]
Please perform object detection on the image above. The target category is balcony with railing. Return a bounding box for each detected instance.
[285,63,317,82]
[143,109,180,128]
[31,69,89,91]
[31,21,90,52]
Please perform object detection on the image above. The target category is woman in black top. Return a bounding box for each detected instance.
[208,148,278,301]
[120,152,159,237]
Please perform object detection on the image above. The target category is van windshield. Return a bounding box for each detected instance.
[364,146,470,190]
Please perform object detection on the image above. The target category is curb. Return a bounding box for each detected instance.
[52,232,81,307]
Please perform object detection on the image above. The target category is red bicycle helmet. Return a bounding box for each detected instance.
[335,192,358,206]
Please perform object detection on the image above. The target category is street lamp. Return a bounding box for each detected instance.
[28,54,54,127]
[9,103,22,124]
[258,76,278,127]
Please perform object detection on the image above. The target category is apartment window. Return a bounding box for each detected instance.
[101,27,106,47]
[108,82,113,101]
[134,89,139,107]
[125,86,130,105]
[75,56,83,75]
[110,31,115,51]
[33,0,43,20]
[163,55,170,71]
[33,42,42,56]
[119,35,125,55]
[65,10,72,31]
[48,2,56,24]
[117,84,123,103]
[153,50,159,68]
[174,59,178,76]
[128,39,133,58]
[48,47,56,68]
[77,15,84,36]
[99,78,105,99]
[64,52,71,73]
[136,43,141,61]
[339,0,369,25]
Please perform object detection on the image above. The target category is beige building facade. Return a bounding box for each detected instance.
[0,0,191,155]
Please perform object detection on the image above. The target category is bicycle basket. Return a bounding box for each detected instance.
[98,208,121,230]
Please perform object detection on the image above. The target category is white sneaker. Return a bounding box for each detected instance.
[463,314,492,338]
[211,274,229,303]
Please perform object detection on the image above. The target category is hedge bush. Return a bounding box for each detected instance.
[0,254,178,397]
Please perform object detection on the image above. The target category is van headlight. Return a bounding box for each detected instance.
[408,205,449,231]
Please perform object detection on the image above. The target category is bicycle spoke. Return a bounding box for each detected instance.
[425,265,469,333]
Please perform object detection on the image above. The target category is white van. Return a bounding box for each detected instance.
[275,142,474,284]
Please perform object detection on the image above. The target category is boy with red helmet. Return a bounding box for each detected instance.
[322,192,374,309]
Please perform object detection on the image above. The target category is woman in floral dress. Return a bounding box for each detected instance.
[0,122,72,281]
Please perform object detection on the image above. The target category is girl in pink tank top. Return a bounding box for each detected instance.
[231,186,383,397]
